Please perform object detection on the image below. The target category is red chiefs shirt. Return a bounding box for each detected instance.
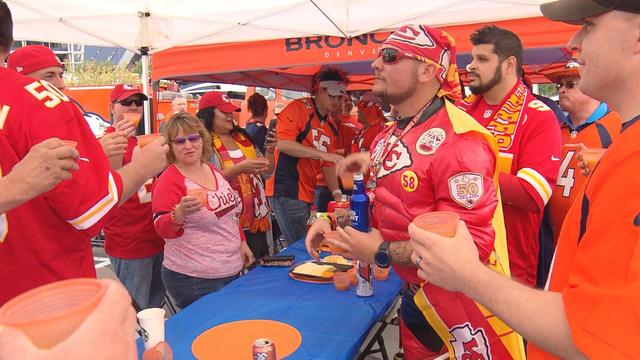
[460,82,562,286]
[371,99,499,284]
[104,135,164,259]
[0,68,123,304]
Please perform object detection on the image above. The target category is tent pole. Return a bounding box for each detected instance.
[140,46,151,134]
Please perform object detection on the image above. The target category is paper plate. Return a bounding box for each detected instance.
[192,319,301,359]
[288,260,335,283]
[288,272,333,284]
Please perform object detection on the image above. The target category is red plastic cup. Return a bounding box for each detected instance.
[187,188,209,206]
[123,112,142,127]
[0,278,106,349]
[137,133,162,148]
[412,211,460,238]
[333,272,351,291]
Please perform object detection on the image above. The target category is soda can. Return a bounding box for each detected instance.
[253,338,276,360]
[356,259,374,297]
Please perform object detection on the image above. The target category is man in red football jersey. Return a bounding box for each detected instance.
[0,1,169,305]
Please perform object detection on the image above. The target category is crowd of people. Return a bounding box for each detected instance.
[0,0,639,358]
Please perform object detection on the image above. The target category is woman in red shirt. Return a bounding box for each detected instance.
[152,113,254,309]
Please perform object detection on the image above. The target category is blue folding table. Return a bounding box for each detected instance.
[137,240,402,359]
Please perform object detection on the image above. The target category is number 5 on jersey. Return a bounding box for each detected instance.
[311,129,330,153]
[24,80,70,109]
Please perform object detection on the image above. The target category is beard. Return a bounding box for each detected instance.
[373,67,419,106]
[469,65,502,95]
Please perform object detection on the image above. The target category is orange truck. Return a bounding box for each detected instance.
[64,84,302,133]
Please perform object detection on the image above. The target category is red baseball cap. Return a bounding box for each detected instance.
[110,84,148,103]
[7,45,63,75]
[198,91,240,112]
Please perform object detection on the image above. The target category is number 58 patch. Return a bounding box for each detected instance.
[448,173,484,209]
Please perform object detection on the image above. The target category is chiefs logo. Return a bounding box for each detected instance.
[416,128,446,155]
[221,94,231,103]
[208,187,241,219]
[373,135,412,178]
[449,323,491,360]
[387,25,436,49]
[449,173,484,209]
[123,83,137,90]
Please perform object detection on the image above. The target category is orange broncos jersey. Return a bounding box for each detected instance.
[266,97,337,203]
[548,111,622,243]
[528,116,640,359]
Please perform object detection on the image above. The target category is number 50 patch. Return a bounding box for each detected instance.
[448,172,484,209]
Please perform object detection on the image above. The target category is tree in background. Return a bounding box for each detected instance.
[65,60,140,86]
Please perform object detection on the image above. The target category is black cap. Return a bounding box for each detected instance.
[541,0,640,24]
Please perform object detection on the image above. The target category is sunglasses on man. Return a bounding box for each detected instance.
[378,47,437,67]
[171,133,202,145]
[118,99,145,107]
[556,80,579,90]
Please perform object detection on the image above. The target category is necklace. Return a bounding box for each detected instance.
[367,100,432,191]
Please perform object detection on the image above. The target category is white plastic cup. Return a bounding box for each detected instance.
[137,308,166,350]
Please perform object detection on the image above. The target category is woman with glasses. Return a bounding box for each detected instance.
[196,91,276,260]
[152,112,254,309]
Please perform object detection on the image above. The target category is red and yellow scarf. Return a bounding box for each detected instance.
[458,81,530,173]
[211,131,270,232]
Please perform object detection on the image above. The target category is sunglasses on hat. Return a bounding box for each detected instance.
[171,134,201,145]
[118,99,145,107]
[556,80,579,90]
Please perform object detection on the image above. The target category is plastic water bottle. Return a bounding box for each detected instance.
[351,172,373,297]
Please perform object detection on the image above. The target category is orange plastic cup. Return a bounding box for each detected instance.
[346,267,357,286]
[412,211,460,237]
[137,133,162,148]
[580,147,605,169]
[62,140,78,148]
[339,173,354,191]
[187,188,209,206]
[0,278,106,349]
[123,112,142,127]
[142,341,173,360]
[333,272,351,291]
[373,265,391,281]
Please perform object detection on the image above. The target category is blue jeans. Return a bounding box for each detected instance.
[161,266,239,309]
[272,196,310,246]
[110,252,165,309]
[314,186,332,212]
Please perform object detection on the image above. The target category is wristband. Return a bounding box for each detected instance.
[170,205,186,227]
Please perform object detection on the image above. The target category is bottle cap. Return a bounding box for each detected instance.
[354,172,364,181]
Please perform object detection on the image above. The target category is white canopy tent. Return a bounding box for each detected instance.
[8,0,551,132]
